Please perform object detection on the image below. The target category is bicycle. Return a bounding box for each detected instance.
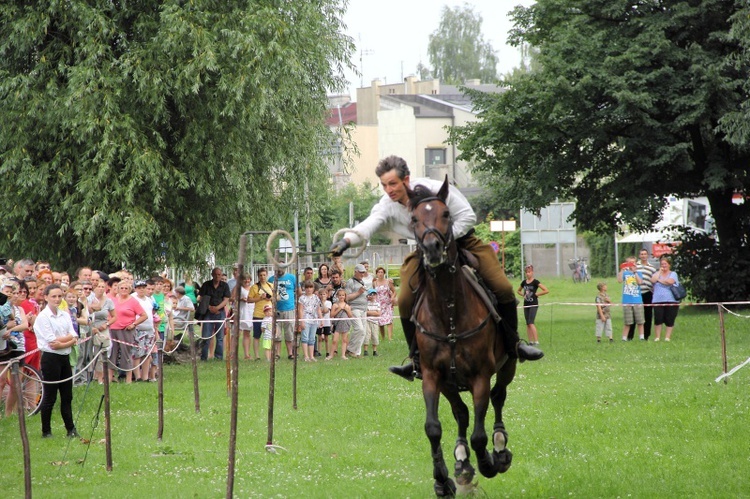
[568,258,591,284]
[0,362,44,417]
[568,258,582,283]
[579,258,590,283]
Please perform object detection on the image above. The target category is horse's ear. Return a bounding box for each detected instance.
[406,184,416,202]
[437,175,450,202]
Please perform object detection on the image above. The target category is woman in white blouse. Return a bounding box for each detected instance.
[33,284,79,438]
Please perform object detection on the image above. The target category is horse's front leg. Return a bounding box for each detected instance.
[470,376,496,478]
[423,373,456,497]
[441,388,475,492]
[489,362,515,474]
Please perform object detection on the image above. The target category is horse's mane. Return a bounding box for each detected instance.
[408,185,439,211]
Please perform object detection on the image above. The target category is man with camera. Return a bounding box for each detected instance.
[248,268,274,361]
[344,263,369,358]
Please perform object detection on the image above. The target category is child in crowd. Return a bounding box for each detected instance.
[0,284,15,328]
[595,282,613,343]
[298,280,322,362]
[328,288,352,360]
[261,304,274,362]
[316,288,332,358]
[64,290,81,371]
[362,289,381,356]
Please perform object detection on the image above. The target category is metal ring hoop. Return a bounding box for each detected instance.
[332,228,368,260]
[266,230,298,269]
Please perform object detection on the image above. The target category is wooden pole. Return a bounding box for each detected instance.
[718,304,728,385]
[501,228,506,270]
[102,359,113,471]
[157,337,164,440]
[226,318,231,397]
[189,324,200,413]
[11,362,32,498]
[227,234,247,499]
[267,255,280,448]
[293,258,300,411]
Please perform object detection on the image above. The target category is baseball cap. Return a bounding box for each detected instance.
[367,288,377,296]
[354,264,366,273]
[134,280,147,287]
[263,304,273,311]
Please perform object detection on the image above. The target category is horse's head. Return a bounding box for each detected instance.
[408,176,454,269]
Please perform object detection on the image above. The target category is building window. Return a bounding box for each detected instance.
[425,148,446,165]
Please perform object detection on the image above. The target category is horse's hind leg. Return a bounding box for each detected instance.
[423,376,456,497]
[489,366,514,474]
[441,389,475,490]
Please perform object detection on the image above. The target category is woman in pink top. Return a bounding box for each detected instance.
[109,281,147,384]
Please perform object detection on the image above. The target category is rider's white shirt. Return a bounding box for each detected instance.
[345,177,476,246]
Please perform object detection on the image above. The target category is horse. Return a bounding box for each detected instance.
[407,178,517,496]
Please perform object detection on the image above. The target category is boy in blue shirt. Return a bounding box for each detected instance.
[617,258,644,341]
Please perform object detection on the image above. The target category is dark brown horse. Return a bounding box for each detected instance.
[407,178,516,496]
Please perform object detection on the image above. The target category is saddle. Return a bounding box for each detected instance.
[457,248,501,324]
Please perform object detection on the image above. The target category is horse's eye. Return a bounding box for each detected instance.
[411,216,418,224]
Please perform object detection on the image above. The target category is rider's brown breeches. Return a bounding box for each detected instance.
[398,235,516,319]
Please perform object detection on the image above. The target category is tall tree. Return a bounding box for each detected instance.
[427,3,498,85]
[0,0,354,273]
[452,0,750,269]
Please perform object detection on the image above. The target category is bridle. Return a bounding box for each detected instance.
[410,196,457,275]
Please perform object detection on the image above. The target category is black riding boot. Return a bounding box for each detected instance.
[496,300,544,362]
[388,317,421,381]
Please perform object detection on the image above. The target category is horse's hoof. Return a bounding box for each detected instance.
[494,448,513,474]
[477,454,498,479]
[454,459,475,486]
[456,480,478,496]
[434,478,457,497]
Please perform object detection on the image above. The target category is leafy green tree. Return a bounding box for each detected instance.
[451,0,750,300]
[0,1,353,273]
[474,217,521,279]
[427,3,498,85]
[317,181,390,247]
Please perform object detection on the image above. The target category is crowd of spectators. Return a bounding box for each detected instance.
[0,258,398,381]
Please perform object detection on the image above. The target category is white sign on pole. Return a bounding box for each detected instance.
[279,238,293,254]
[490,220,517,232]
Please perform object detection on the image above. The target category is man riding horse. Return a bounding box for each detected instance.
[330,156,543,380]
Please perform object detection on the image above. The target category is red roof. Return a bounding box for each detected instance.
[326,102,357,127]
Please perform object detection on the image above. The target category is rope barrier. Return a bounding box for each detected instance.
[720,304,750,319]
[0,347,42,366]
[715,357,750,383]
[526,300,750,309]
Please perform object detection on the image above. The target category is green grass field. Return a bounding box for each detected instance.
[2,278,749,498]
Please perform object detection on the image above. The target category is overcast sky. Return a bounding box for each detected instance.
[340,0,536,99]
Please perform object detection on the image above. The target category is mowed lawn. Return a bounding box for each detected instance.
[1,278,749,498]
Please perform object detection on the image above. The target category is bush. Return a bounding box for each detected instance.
[474,222,521,277]
[671,227,750,303]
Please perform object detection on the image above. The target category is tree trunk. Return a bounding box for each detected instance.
[705,188,742,252]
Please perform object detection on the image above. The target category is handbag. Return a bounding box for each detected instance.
[670,283,687,301]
